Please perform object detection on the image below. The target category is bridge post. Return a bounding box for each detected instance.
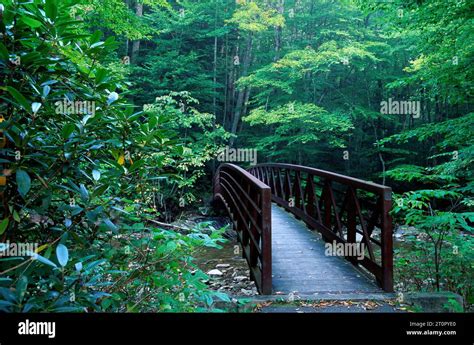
[213,169,221,197]
[381,191,394,292]
[347,188,358,266]
[322,181,332,242]
[260,187,272,295]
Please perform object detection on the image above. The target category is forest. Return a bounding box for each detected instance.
[0,0,472,313]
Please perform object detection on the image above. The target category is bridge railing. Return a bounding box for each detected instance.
[213,163,272,294]
[248,163,393,292]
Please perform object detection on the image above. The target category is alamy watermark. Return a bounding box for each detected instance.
[380,98,420,118]
[55,98,95,117]
[325,240,365,261]
[18,319,55,339]
[217,146,257,166]
[0,241,38,257]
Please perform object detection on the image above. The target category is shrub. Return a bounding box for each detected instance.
[0,0,228,312]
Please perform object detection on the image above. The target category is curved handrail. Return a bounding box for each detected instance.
[248,163,393,292]
[213,163,272,294]
[252,163,392,197]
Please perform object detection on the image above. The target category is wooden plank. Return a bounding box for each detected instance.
[271,205,381,294]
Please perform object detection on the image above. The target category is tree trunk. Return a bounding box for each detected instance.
[229,35,253,146]
[131,2,143,64]
[125,0,130,58]
[274,0,284,61]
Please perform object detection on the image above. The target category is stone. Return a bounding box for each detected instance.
[233,276,248,282]
[207,269,223,276]
[240,289,253,296]
[402,292,464,312]
[216,263,231,268]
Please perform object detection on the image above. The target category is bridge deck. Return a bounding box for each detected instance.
[271,205,382,294]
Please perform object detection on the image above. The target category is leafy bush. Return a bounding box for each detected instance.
[0,0,228,312]
[385,115,474,307]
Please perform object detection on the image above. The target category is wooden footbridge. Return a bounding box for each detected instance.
[213,163,393,295]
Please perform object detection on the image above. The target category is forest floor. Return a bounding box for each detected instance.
[195,240,260,297]
[255,300,401,313]
[175,213,260,297]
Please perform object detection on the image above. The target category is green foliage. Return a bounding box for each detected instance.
[386,111,473,304]
[392,187,473,303]
[227,1,285,33]
[83,0,169,40]
[244,102,353,162]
